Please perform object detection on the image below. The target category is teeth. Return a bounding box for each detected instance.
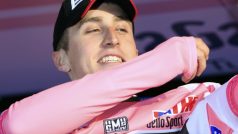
[100,56,122,63]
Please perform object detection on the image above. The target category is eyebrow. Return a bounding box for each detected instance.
[80,17,102,25]
[78,15,131,28]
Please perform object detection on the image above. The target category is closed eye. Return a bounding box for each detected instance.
[86,28,101,34]
[116,28,128,33]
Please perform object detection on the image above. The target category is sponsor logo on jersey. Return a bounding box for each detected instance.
[153,96,198,119]
[103,116,129,134]
[210,126,221,134]
[146,115,184,129]
[146,96,198,129]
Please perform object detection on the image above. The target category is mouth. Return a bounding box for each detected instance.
[98,55,125,64]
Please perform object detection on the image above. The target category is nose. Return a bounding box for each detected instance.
[102,28,119,47]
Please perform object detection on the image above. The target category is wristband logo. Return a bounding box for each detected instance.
[103,116,129,134]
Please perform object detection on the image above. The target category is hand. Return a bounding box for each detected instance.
[182,37,210,83]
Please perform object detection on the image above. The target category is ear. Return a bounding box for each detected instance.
[52,49,71,72]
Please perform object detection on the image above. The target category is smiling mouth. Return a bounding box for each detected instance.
[98,56,124,64]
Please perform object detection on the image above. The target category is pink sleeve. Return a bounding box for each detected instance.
[0,37,197,134]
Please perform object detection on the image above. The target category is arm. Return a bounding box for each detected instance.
[0,37,197,134]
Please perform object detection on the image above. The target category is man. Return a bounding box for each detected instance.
[0,0,237,134]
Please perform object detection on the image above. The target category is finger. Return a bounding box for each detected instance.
[195,38,210,60]
[196,49,207,76]
[182,66,197,83]
[182,37,209,83]
[195,38,209,60]
[182,72,196,83]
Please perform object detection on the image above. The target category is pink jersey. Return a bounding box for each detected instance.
[1,37,237,134]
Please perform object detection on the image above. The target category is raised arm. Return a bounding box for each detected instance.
[1,37,199,134]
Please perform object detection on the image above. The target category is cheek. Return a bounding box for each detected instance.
[69,43,99,69]
[67,41,85,64]
[69,36,93,59]
[122,37,138,57]
[127,47,138,58]
[68,48,83,69]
